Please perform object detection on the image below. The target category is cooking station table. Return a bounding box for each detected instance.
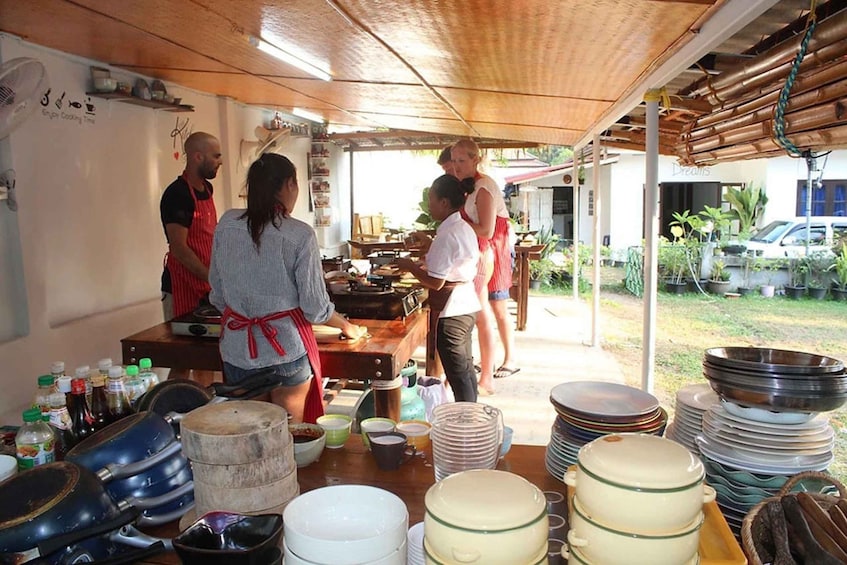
[513,243,547,331]
[121,309,428,382]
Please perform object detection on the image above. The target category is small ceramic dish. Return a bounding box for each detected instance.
[173,511,283,565]
[289,423,326,467]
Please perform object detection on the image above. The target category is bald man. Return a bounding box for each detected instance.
[160,132,223,320]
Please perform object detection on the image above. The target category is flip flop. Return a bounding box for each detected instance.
[474,364,482,374]
[478,387,495,396]
[494,366,521,379]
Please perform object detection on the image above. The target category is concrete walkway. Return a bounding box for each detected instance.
[411,294,627,447]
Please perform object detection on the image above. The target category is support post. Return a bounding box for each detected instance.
[591,136,601,347]
[572,146,580,302]
[642,91,661,394]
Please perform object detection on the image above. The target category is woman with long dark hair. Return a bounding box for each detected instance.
[397,175,481,401]
[209,153,366,423]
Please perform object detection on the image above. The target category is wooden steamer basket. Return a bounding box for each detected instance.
[741,470,847,565]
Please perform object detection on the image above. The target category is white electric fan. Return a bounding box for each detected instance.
[0,57,49,211]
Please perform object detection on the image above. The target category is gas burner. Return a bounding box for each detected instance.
[193,304,222,321]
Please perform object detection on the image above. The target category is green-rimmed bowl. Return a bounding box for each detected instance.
[316,414,352,449]
[359,417,396,450]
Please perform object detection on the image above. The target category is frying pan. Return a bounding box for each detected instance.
[0,461,187,561]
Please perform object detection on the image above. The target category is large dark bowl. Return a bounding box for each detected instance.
[702,362,847,393]
[706,379,847,412]
[173,511,283,565]
[704,347,844,375]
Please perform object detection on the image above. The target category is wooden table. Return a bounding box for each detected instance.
[137,436,745,565]
[513,244,546,331]
[122,310,428,382]
[138,437,564,564]
[348,239,407,258]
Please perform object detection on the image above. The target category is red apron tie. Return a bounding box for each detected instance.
[221,305,325,423]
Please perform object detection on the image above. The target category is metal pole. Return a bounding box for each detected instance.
[591,136,601,348]
[572,146,580,302]
[804,150,815,256]
[642,91,661,394]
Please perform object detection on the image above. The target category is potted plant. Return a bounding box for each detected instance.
[784,256,808,299]
[805,251,834,300]
[670,211,707,293]
[737,255,755,296]
[698,205,733,249]
[724,184,768,241]
[707,259,732,295]
[753,257,783,298]
[529,258,555,289]
[830,245,847,301]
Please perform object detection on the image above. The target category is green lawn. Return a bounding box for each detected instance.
[537,268,847,482]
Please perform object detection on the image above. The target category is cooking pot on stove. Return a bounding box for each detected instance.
[564,433,715,534]
[0,461,181,564]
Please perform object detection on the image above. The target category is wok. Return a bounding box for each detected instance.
[0,462,187,562]
[704,347,844,375]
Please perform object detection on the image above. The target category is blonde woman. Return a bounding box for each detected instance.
[451,139,519,394]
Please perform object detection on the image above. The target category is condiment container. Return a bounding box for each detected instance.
[564,433,715,533]
[424,469,547,565]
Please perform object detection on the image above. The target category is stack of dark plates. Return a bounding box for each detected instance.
[702,347,847,413]
[545,381,667,482]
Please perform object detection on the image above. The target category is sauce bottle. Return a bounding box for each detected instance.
[48,391,78,459]
[34,374,56,417]
[89,375,112,431]
[67,377,95,442]
[106,365,132,421]
[16,408,55,470]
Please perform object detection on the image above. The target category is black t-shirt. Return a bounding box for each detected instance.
[160,176,213,292]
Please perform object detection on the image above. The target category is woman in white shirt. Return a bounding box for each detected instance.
[397,175,481,402]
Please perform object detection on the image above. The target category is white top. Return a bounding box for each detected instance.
[426,211,481,318]
[463,173,509,224]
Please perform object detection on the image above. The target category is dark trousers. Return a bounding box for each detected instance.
[436,313,478,402]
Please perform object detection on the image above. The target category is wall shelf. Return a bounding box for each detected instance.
[86,92,194,112]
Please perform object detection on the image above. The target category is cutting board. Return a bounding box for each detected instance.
[312,324,343,343]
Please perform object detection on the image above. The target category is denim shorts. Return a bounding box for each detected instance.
[223,354,312,387]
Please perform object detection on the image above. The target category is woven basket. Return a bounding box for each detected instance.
[741,471,847,565]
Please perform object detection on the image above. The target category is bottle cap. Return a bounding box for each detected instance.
[139,358,153,370]
[125,365,139,377]
[48,392,66,407]
[51,361,65,375]
[98,358,113,371]
[37,374,55,387]
[42,413,50,422]
[56,376,73,393]
[74,366,91,379]
[22,408,41,422]
[71,378,87,395]
[108,366,124,379]
[91,375,106,387]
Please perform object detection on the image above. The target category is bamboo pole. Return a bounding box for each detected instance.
[681,96,847,154]
[689,58,847,134]
[699,38,847,106]
[682,124,847,165]
[688,9,847,98]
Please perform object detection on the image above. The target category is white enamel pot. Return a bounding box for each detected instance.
[567,497,703,565]
[564,434,715,533]
[424,469,547,565]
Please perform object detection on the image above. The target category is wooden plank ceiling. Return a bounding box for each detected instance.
[0,0,720,148]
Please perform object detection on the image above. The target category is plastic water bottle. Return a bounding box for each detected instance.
[138,358,159,393]
[16,408,55,470]
[124,364,146,406]
[34,374,56,417]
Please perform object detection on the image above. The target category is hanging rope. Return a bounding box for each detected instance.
[773,1,818,156]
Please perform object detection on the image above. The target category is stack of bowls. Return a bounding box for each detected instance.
[407,522,425,565]
[564,434,714,565]
[546,382,666,481]
[702,346,847,412]
[424,469,548,565]
[180,401,298,517]
[283,485,409,564]
[430,403,502,481]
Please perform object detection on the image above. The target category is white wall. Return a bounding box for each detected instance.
[764,150,847,221]
[0,36,329,420]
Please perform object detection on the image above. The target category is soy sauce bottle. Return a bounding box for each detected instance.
[67,377,95,442]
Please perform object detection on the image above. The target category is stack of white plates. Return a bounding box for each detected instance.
[665,383,719,455]
[407,522,424,565]
[696,401,834,535]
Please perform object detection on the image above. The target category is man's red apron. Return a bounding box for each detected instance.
[220,306,325,423]
[166,173,217,318]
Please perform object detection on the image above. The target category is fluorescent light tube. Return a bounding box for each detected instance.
[249,36,331,82]
[293,107,325,123]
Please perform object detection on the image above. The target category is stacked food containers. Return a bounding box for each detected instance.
[564,434,716,564]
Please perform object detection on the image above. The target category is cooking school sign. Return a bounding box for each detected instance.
[40,87,96,126]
